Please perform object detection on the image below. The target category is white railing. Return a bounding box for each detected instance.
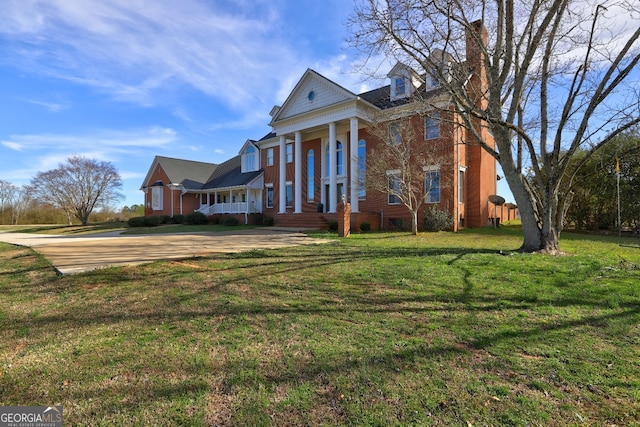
[197,202,260,215]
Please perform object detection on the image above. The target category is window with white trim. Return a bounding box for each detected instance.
[243,144,257,172]
[266,185,274,208]
[266,148,274,166]
[307,149,315,202]
[389,122,401,145]
[458,169,465,203]
[286,143,293,163]
[358,139,366,200]
[388,172,401,205]
[151,186,163,210]
[425,168,440,203]
[285,182,293,207]
[395,77,406,96]
[425,113,440,140]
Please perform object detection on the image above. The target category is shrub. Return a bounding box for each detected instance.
[424,206,453,232]
[262,216,275,226]
[127,216,146,227]
[144,216,162,227]
[222,216,240,226]
[207,215,221,225]
[389,218,407,231]
[171,214,184,224]
[360,221,371,232]
[158,215,171,225]
[184,211,207,225]
[129,216,164,227]
[327,220,338,231]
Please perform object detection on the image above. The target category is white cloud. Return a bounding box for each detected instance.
[2,127,178,153]
[0,0,301,113]
[2,141,23,151]
[20,98,68,112]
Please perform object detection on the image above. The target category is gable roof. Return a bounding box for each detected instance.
[269,69,359,124]
[202,156,262,190]
[140,156,218,190]
[141,154,262,192]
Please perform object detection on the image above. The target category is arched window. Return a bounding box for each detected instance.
[244,144,256,172]
[307,149,315,201]
[358,139,366,199]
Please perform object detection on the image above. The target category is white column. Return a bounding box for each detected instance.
[329,122,337,213]
[350,117,359,212]
[279,135,287,213]
[294,131,302,213]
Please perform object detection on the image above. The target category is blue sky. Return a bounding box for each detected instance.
[0,0,517,208]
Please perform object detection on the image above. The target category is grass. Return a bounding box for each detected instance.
[1,226,639,426]
[0,222,256,235]
[0,222,129,235]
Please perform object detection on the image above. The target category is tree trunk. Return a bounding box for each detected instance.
[411,210,419,235]
[504,168,561,254]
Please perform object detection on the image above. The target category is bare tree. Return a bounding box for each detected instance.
[30,156,123,226]
[365,113,452,235]
[349,0,640,253]
[0,180,18,225]
[10,186,31,225]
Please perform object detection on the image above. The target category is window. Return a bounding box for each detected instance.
[458,169,465,203]
[388,173,401,205]
[286,143,293,163]
[325,142,344,176]
[244,145,256,172]
[266,148,274,166]
[307,149,315,201]
[266,185,274,208]
[389,122,401,145]
[425,113,440,140]
[428,66,440,88]
[358,139,366,200]
[285,182,293,207]
[425,170,440,203]
[395,77,406,96]
[151,186,163,210]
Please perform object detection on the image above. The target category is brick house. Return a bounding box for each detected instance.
[141,23,497,231]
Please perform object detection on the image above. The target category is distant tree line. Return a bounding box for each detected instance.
[0,156,142,226]
[564,130,640,231]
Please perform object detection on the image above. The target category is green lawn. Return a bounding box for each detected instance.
[1,227,638,426]
[0,222,256,235]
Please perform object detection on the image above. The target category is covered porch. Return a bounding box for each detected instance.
[195,187,262,216]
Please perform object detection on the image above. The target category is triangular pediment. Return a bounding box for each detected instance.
[270,69,358,124]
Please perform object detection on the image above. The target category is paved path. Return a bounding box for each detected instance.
[0,229,331,274]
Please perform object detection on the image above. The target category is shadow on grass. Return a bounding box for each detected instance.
[4,234,640,424]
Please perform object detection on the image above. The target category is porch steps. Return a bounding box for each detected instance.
[272,212,336,231]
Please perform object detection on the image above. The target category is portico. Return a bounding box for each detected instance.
[267,69,376,215]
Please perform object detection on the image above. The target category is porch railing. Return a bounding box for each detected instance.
[197,202,260,215]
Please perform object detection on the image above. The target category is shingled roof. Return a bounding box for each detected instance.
[142,155,262,192]
[202,156,262,190]
[140,156,218,190]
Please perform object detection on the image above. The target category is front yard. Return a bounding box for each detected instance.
[1,227,638,426]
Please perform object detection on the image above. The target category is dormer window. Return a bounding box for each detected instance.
[242,144,258,172]
[427,64,444,89]
[425,50,452,90]
[395,77,406,96]
[388,62,423,101]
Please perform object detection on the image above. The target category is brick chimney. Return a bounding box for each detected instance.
[465,20,488,108]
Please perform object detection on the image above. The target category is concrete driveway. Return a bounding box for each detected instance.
[0,229,331,274]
